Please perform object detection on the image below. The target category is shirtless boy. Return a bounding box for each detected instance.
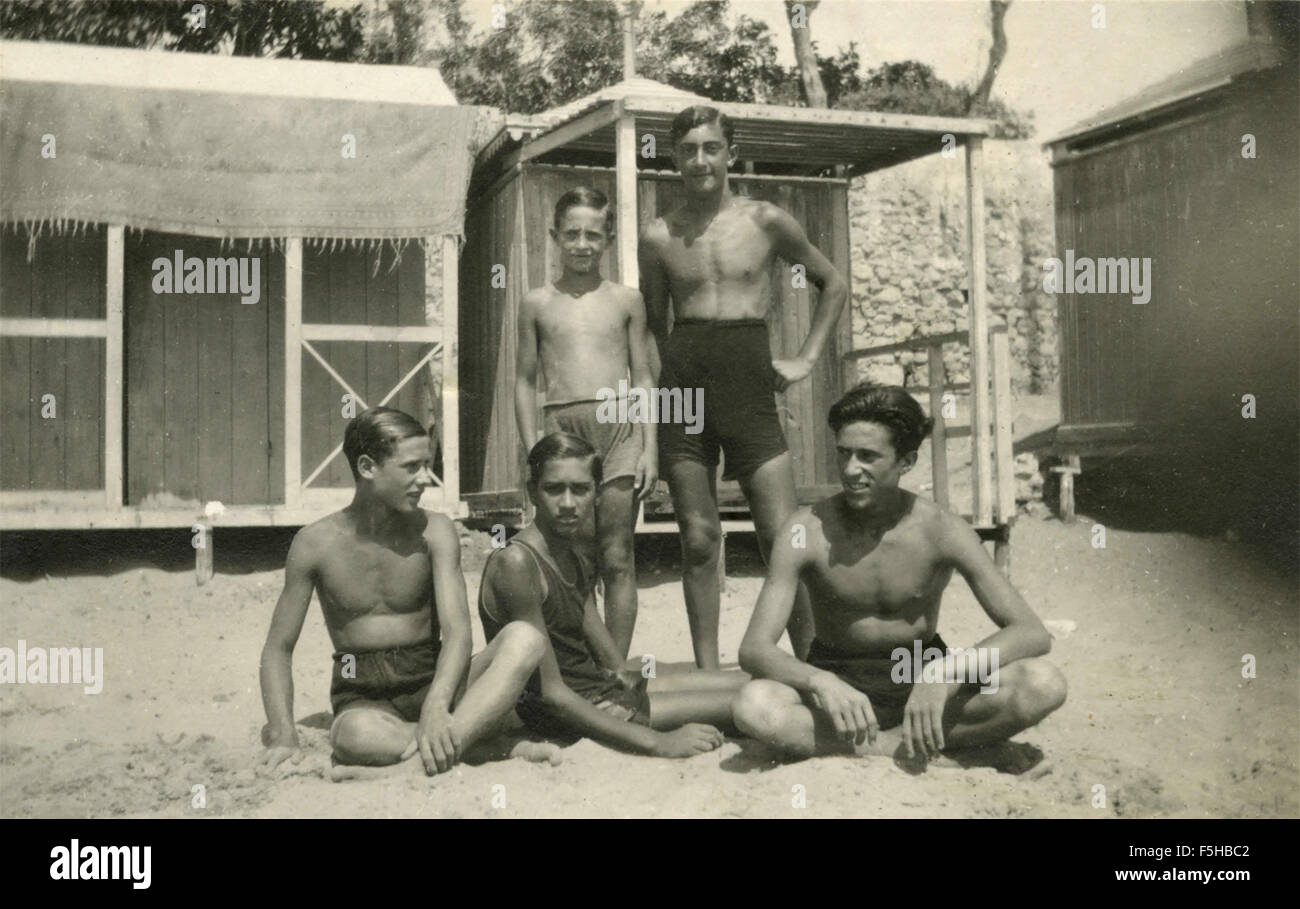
[516,187,656,659]
[259,407,547,776]
[639,105,849,669]
[734,384,1067,760]
[478,432,748,757]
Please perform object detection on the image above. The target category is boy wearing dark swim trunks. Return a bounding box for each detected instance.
[639,105,850,669]
[258,407,547,775]
[479,433,748,756]
[516,187,657,661]
[733,385,1067,760]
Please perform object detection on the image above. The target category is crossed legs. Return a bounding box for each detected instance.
[733,658,1068,759]
[329,621,545,767]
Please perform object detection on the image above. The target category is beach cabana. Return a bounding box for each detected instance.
[458,76,1017,565]
[1043,35,1298,524]
[0,41,489,561]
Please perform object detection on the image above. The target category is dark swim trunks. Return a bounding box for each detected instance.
[657,318,788,482]
[806,634,949,731]
[330,639,442,722]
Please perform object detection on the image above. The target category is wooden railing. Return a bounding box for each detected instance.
[843,323,1015,529]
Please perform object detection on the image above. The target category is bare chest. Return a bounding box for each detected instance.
[807,539,951,622]
[661,215,773,290]
[535,300,628,350]
[317,541,432,618]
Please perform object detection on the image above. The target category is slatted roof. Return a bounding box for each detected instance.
[476,77,995,181]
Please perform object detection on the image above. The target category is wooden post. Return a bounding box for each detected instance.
[615,102,639,290]
[195,520,213,586]
[993,330,1015,524]
[284,238,303,508]
[622,5,637,78]
[104,225,124,507]
[927,344,949,510]
[717,530,727,594]
[440,234,461,515]
[994,531,1011,576]
[1053,455,1081,522]
[965,137,993,527]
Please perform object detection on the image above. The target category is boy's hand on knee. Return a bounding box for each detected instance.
[415,707,461,775]
[809,672,878,746]
[901,682,955,758]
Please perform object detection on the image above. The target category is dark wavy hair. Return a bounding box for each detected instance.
[527,432,603,487]
[343,407,429,480]
[828,383,934,457]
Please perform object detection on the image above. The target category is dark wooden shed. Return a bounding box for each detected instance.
[459,77,1009,538]
[1044,33,1299,528]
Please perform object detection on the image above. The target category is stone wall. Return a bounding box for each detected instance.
[847,139,1058,395]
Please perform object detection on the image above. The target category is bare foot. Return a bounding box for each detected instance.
[508,739,563,767]
[850,728,907,758]
[328,754,426,783]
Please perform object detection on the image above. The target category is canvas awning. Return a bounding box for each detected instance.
[0,41,497,240]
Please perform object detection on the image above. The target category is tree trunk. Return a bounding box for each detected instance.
[786,0,828,108]
[388,0,423,65]
[969,1,1011,112]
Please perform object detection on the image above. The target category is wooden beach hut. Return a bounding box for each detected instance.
[1043,28,1299,528]
[458,76,1018,563]
[0,41,489,565]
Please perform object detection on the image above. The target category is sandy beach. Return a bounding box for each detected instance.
[2,504,1295,819]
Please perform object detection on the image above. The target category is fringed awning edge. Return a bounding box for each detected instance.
[3,218,459,268]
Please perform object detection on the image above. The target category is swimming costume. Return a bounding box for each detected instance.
[543,398,642,486]
[805,633,950,730]
[479,533,651,740]
[657,318,788,481]
[330,639,442,722]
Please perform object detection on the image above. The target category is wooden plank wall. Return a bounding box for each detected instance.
[5,231,436,506]
[458,163,851,498]
[1054,69,1299,441]
[300,242,430,489]
[123,232,282,506]
[0,226,106,491]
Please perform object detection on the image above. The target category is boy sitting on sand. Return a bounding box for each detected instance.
[734,384,1067,762]
[515,186,657,660]
[479,433,747,757]
[258,407,556,778]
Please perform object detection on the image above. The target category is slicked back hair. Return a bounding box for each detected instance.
[669,105,735,148]
[343,407,429,481]
[527,432,603,487]
[553,186,614,233]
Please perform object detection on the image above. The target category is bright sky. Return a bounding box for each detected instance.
[460,0,1250,139]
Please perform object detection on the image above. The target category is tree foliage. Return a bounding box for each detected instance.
[0,0,366,60]
[1,0,1033,137]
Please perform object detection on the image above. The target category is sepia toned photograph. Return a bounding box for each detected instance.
[0,0,1295,834]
